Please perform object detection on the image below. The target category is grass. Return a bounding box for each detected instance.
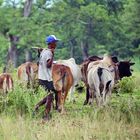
[0,71,140,140]
[0,92,140,140]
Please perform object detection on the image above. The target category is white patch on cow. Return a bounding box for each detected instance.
[56,58,82,102]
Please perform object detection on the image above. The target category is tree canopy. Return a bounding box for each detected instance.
[0,0,139,67]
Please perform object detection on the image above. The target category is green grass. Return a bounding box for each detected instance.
[0,72,140,140]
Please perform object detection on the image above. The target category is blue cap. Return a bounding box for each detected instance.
[46,35,60,44]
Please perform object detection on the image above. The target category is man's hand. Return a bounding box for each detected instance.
[47,58,53,68]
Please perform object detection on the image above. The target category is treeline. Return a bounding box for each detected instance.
[0,0,140,67]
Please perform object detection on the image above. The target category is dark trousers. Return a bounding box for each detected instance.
[39,79,57,93]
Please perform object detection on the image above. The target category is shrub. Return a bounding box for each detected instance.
[0,82,47,118]
[115,76,136,94]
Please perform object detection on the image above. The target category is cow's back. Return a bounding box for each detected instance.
[17,62,38,87]
[56,58,81,85]
[52,64,73,91]
[0,73,13,94]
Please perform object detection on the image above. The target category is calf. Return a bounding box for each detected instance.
[0,73,13,94]
[52,64,73,113]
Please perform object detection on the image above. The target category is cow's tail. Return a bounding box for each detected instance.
[54,67,66,95]
[106,80,112,91]
[61,71,66,96]
[6,75,13,92]
[26,65,34,87]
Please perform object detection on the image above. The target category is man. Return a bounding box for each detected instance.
[34,35,60,120]
[38,35,59,90]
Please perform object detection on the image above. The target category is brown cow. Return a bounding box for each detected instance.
[52,63,73,113]
[17,62,38,88]
[0,73,13,94]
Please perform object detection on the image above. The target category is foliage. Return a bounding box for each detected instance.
[0,0,140,66]
[0,85,140,139]
[115,76,136,94]
[0,82,47,118]
[0,71,140,139]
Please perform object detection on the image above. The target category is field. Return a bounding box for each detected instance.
[0,70,140,140]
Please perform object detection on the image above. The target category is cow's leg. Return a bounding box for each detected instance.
[102,81,112,106]
[54,92,58,110]
[69,85,75,102]
[88,88,94,105]
[57,91,62,112]
[83,87,89,105]
[104,88,112,105]
[60,93,65,114]
[95,88,102,107]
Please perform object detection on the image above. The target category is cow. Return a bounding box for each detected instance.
[52,63,73,113]
[81,55,135,105]
[56,58,82,102]
[87,54,115,106]
[17,62,38,88]
[0,73,13,94]
[118,61,135,79]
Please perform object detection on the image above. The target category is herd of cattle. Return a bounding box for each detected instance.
[0,53,135,114]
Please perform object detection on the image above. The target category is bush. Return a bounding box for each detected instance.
[0,82,47,118]
[115,76,136,94]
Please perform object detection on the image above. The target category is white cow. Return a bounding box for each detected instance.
[56,58,82,102]
[87,54,115,106]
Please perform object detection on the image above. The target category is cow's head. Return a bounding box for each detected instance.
[111,56,119,63]
[117,61,135,79]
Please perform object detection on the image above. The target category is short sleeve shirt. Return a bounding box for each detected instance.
[38,49,53,81]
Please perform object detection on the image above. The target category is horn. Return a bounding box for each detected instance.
[130,62,135,66]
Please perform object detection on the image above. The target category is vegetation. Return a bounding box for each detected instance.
[0,0,140,139]
[0,70,140,139]
[0,0,140,67]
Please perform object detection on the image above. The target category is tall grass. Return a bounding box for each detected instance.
[0,71,140,140]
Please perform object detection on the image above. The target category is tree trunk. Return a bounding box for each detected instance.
[23,0,33,17]
[80,41,89,60]
[6,34,18,71]
[24,0,33,61]
[69,39,75,58]
[25,49,32,62]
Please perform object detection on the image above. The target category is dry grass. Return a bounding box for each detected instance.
[0,111,140,140]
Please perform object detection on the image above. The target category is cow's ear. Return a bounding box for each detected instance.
[130,62,135,66]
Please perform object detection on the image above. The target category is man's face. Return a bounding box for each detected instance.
[50,41,57,50]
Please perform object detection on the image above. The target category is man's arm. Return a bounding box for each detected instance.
[47,58,53,68]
